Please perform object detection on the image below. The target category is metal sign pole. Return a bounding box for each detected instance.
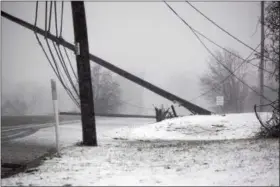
[51,79,60,155]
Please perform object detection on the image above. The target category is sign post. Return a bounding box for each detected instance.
[51,79,60,155]
[216,96,224,114]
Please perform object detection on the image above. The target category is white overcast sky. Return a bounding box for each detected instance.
[1,1,261,115]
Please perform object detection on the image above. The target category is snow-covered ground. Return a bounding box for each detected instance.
[1,113,279,186]
[106,112,273,141]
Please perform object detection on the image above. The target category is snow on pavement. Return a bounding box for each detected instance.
[1,113,279,186]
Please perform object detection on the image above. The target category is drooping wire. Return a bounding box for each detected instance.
[43,1,80,107]
[59,1,64,37]
[52,42,80,98]
[192,26,274,75]
[189,27,277,99]
[185,1,277,64]
[51,1,80,106]
[34,1,59,77]
[34,1,79,107]
[63,47,78,80]
[190,42,278,102]
[190,34,274,103]
[48,1,52,32]
[164,1,273,104]
[190,44,260,102]
[44,2,65,85]
[54,1,58,37]
[58,1,78,81]
[167,3,274,75]
[44,1,48,32]
[53,1,79,98]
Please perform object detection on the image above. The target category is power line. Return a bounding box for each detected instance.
[53,42,79,98]
[47,1,52,32]
[63,47,78,80]
[44,2,67,86]
[44,1,47,32]
[54,1,58,37]
[35,1,80,108]
[185,1,277,64]
[45,11,79,107]
[192,27,274,75]
[53,1,79,98]
[56,1,78,81]
[39,2,153,112]
[34,2,59,77]
[164,1,273,104]
[170,6,273,75]
[59,2,64,37]
[190,44,259,102]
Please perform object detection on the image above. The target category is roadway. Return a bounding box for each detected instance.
[2,117,155,143]
[1,117,155,178]
[1,120,80,144]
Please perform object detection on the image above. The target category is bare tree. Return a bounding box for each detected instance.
[74,65,122,114]
[254,2,279,137]
[200,49,249,113]
[263,1,279,82]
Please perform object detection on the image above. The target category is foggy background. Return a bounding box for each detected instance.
[1,2,262,115]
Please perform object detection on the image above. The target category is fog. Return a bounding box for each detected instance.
[1,2,261,115]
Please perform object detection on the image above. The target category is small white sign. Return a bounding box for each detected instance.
[216,96,224,106]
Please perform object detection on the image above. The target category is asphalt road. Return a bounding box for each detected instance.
[1,120,80,144]
[1,117,155,143]
[1,117,155,178]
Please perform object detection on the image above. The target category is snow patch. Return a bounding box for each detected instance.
[106,113,271,141]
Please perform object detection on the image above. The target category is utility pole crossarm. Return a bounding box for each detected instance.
[1,10,211,115]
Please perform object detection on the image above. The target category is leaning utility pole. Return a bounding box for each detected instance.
[1,10,212,115]
[260,1,265,112]
[71,1,97,146]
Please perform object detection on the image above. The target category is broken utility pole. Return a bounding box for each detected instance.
[71,1,97,146]
[171,105,178,117]
[1,10,212,115]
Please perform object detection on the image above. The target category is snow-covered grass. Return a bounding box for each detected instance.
[1,113,279,186]
[106,112,273,141]
[2,139,278,186]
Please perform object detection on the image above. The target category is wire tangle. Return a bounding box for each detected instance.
[185,1,278,64]
[164,1,273,104]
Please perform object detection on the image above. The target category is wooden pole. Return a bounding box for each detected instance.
[171,105,178,117]
[260,1,265,112]
[1,11,212,115]
[71,2,97,146]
